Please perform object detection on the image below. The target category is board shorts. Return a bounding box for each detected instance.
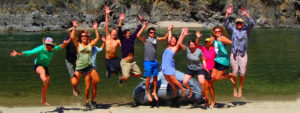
[105,57,122,73]
[143,61,159,77]
[120,59,141,78]
[230,53,248,76]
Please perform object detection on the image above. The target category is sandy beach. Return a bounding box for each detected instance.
[1,98,299,113]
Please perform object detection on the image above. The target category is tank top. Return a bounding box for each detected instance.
[76,44,92,70]
[144,36,157,61]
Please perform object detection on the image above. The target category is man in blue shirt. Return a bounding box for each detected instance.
[224,5,255,98]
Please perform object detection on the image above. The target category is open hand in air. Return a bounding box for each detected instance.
[92,22,98,29]
[10,50,18,57]
[226,5,234,14]
[168,24,173,31]
[119,13,125,21]
[182,27,189,36]
[195,31,202,38]
[103,6,111,14]
[72,20,78,28]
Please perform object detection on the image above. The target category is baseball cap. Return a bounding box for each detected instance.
[45,37,54,45]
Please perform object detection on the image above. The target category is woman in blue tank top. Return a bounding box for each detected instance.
[161,26,189,98]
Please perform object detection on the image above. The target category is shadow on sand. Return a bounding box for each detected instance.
[44,102,138,113]
[190,101,249,109]
[44,100,249,112]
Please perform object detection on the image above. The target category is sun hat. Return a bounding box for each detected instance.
[44,37,54,45]
[235,18,244,23]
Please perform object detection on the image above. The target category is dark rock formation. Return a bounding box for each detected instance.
[0,0,299,31]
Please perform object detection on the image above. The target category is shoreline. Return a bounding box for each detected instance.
[0,21,300,32]
[0,98,299,113]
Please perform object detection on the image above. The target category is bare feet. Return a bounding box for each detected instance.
[152,93,158,101]
[41,100,51,106]
[187,90,192,99]
[210,102,215,108]
[146,93,153,102]
[238,89,242,98]
[233,88,238,97]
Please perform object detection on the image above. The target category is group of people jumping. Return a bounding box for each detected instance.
[10,5,255,108]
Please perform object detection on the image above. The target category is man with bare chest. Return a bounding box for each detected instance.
[103,6,122,78]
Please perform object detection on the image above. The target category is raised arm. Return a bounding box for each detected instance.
[157,28,169,41]
[180,44,187,51]
[59,36,72,48]
[71,20,79,48]
[137,21,148,44]
[91,22,100,47]
[240,8,255,35]
[224,5,234,34]
[118,13,125,40]
[195,30,202,45]
[131,14,143,39]
[100,39,105,50]
[174,27,189,52]
[104,6,111,36]
[167,24,173,43]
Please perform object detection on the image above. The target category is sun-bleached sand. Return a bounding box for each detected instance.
[1,98,299,113]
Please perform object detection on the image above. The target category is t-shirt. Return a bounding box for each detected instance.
[64,36,77,64]
[144,36,157,61]
[198,46,216,70]
[118,25,142,58]
[186,48,203,71]
[91,46,102,68]
[22,45,62,66]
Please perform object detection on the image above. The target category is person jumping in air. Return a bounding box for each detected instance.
[224,5,255,98]
[137,20,169,102]
[117,13,144,86]
[70,20,101,108]
[10,37,71,106]
[103,6,122,79]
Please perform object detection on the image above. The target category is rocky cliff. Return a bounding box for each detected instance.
[0,0,300,31]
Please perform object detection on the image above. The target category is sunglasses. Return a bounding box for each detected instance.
[215,30,222,33]
[81,35,88,37]
[236,22,243,25]
[149,32,155,34]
